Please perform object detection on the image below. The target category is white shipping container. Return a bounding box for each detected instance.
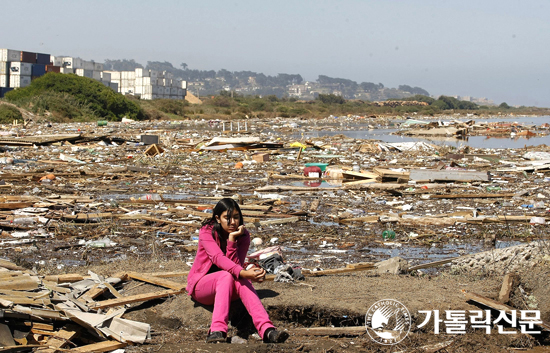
[135,77,155,86]
[9,75,31,88]
[181,81,187,89]
[10,62,32,76]
[82,61,94,70]
[110,82,118,91]
[121,79,135,87]
[0,49,21,62]
[75,69,93,78]
[94,62,104,71]
[92,71,101,80]
[135,68,149,78]
[0,62,9,75]
[105,71,120,80]
[164,71,174,79]
[157,71,164,79]
[50,55,63,66]
[150,70,159,79]
[0,75,8,87]
[100,72,111,81]
[60,68,74,74]
[121,71,135,80]
[63,57,83,69]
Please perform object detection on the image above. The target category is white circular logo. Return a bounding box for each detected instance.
[365,299,411,345]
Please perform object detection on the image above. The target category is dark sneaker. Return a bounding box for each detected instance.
[206,331,226,343]
[263,328,289,343]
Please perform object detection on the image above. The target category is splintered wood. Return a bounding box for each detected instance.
[0,258,186,351]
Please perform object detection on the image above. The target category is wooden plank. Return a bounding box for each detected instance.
[44,274,84,283]
[258,216,300,226]
[339,215,379,224]
[341,170,379,179]
[0,259,27,271]
[463,291,550,332]
[141,271,189,278]
[42,328,77,350]
[294,326,366,336]
[0,346,39,353]
[407,257,458,272]
[23,322,54,331]
[0,277,40,291]
[0,202,35,210]
[430,193,516,199]
[373,167,410,179]
[69,340,127,352]
[301,265,375,277]
[127,272,186,290]
[409,169,490,182]
[498,273,519,304]
[89,289,184,310]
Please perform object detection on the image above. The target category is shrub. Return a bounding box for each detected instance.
[0,105,23,124]
[4,73,147,121]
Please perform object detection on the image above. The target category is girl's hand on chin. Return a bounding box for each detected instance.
[229,225,245,241]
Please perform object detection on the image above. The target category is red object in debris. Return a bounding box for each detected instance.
[421,185,429,190]
[303,166,322,177]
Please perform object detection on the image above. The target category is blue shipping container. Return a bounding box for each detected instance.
[36,53,50,65]
[0,87,14,98]
[31,64,46,77]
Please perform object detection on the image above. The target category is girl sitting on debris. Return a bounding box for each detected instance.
[186,197,289,344]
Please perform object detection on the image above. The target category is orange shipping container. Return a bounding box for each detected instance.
[46,65,61,73]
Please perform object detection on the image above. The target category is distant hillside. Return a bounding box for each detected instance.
[3,73,147,122]
[103,59,429,100]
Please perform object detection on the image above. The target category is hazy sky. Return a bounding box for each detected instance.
[2,0,549,106]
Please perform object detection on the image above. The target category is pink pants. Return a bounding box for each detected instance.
[192,271,275,338]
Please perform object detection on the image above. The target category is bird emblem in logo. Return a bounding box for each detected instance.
[365,299,411,345]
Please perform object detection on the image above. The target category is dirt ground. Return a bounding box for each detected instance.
[62,258,550,353]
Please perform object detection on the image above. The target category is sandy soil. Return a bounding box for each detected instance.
[64,258,550,353]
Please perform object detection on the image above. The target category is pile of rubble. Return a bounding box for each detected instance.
[0,258,185,351]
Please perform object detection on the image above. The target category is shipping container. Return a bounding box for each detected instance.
[46,65,61,73]
[105,71,120,80]
[31,64,46,77]
[178,88,184,96]
[9,75,31,88]
[10,62,32,76]
[35,53,50,65]
[0,75,8,87]
[50,55,63,66]
[182,89,187,96]
[20,51,36,63]
[181,81,187,89]
[100,72,111,81]
[170,87,178,95]
[101,81,110,87]
[63,57,83,69]
[0,49,20,62]
[93,62,104,71]
[0,62,9,75]
[92,71,101,80]
[135,68,149,78]
[150,70,159,79]
[164,71,174,79]
[0,87,14,98]
[121,71,135,80]
[82,61,94,70]
[60,68,74,74]
[75,69,93,78]
[135,77,155,86]
[109,82,118,91]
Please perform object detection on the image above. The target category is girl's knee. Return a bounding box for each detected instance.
[216,272,236,289]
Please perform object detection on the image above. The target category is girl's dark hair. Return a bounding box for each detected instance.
[202,198,244,244]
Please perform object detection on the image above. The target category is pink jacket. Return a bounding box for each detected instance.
[186,224,250,296]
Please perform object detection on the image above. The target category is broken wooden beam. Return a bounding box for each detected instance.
[127,272,186,291]
[88,289,184,309]
[69,341,128,352]
[409,169,490,182]
[463,290,550,332]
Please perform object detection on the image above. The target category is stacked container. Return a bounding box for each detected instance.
[0,48,60,92]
